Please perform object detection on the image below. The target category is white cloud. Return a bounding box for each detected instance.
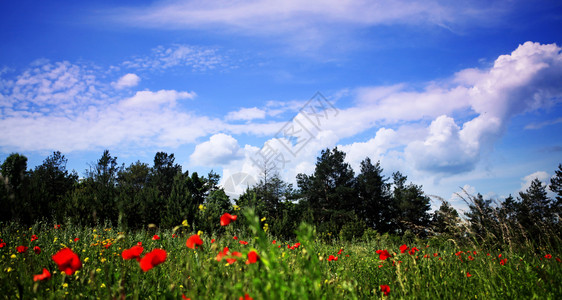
[122,44,226,72]
[520,171,550,192]
[113,0,507,37]
[226,107,266,121]
[190,133,244,166]
[318,42,562,177]
[524,117,562,130]
[119,89,195,109]
[339,127,399,171]
[0,60,221,152]
[112,73,140,89]
[405,115,478,174]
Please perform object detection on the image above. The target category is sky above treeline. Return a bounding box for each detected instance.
[1,0,562,212]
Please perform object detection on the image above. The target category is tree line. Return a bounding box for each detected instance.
[1,148,561,246]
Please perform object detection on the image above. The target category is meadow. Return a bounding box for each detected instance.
[1,210,561,299]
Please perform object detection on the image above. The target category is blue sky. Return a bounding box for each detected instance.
[1,0,562,213]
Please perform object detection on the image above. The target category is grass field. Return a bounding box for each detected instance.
[1,210,561,299]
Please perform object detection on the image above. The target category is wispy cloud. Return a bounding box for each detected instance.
[524,117,562,129]
[122,44,228,72]
[104,0,511,54]
[225,107,266,121]
[112,0,506,32]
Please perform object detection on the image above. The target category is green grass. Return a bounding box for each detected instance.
[1,212,561,299]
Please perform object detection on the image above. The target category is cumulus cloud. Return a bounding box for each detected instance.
[323,42,562,176]
[226,107,266,121]
[119,89,196,109]
[190,133,244,166]
[405,115,478,174]
[520,171,550,192]
[112,73,140,89]
[339,127,399,170]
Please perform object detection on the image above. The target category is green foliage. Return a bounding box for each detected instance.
[0,215,561,299]
[1,148,560,251]
[339,218,366,242]
[297,147,357,236]
[391,171,432,236]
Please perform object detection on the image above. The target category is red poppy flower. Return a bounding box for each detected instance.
[556,257,561,263]
[233,236,238,240]
[33,246,41,254]
[182,294,190,300]
[152,235,160,240]
[498,254,502,258]
[33,268,51,282]
[31,234,38,242]
[455,251,463,256]
[74,238,80,242]
[104,243,112,249]
[0,242,5,248]
[468,255,474,261]
[54,224,61,229]
[122,245,144,261]
[466,272,472,277]
[211,239,215,243]
[545,254,552,259]
[239,240,249,245]
[399,244,409,253]
[434,253,439,257]
[294,242,301,248]
[216,247,230,261]
[328,255,338,261]
[500,258,507,265]
[139,249,167,272]
[246,250,260,264]
[376,249,391,260]
[172,234,177,238]
[272,240,276,244]
[337,248,343,255]
[380,285,390,296]
[137,242,142,246]
[52,248,82,275]
[226,251,242,264]
[16,245,28,253]
[239,294,253,300]
[186,235,203,249]
[220,213,237,226]
[408,247,419,255]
